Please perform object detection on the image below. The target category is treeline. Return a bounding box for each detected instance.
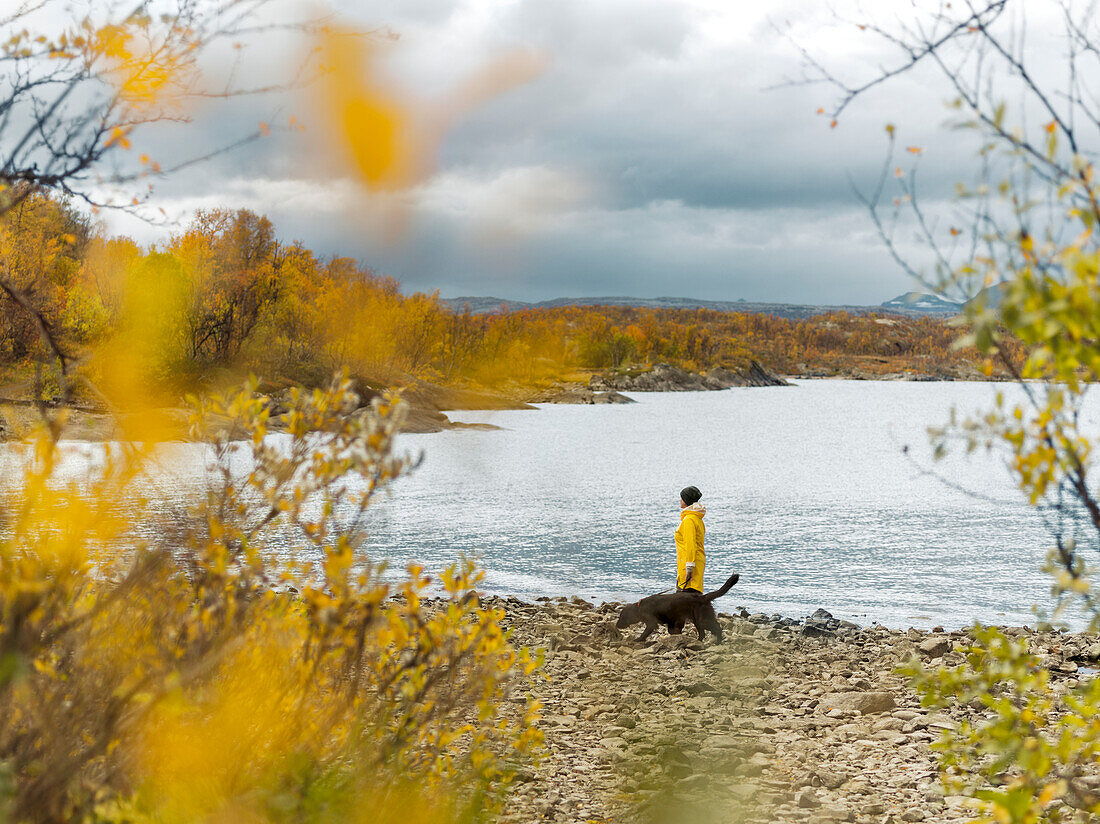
[0,192,998,401]
[552,305,977,376]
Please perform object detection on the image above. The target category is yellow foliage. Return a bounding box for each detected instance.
[0,377,541,823]
[312,25,543,193]
[92,16,193,110]
[317,28,411,188]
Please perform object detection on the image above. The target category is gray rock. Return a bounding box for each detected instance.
[819,691,896,714]
[811,806,851,824]
[683,681,716,696]
[544,388,636,404]
[816,769,850,790]
[918,636,951,657]
[797,790,822,809]
[591,622,623,643]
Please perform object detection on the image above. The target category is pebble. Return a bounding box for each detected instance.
[474,596,1097,824]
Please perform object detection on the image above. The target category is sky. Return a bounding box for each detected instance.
[102,0,1073,305]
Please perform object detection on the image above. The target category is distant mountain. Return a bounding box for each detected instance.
[880,292,962,315]
[440,296,534,313]
[962,283,1008,311]
[440,293,960,319]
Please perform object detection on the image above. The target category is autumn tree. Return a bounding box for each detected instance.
[73,234,141,331]
[440,306,489,381]
[171,208,284,364]
[392,292,444,375]
[0,0,294,402]
[0,191,91,365]
[262,241,327,378]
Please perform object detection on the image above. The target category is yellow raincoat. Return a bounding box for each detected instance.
[675,504,706,591]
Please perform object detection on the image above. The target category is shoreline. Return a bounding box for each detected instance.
[490,595,1096,824]
[0,373,1013,442]
[494,591,1083,637]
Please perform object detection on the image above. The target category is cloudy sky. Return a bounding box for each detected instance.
[106,0,1068,304]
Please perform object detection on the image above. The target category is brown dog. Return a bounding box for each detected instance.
[616,572,740,642]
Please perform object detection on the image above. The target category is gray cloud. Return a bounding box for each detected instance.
[105,0,1049,305]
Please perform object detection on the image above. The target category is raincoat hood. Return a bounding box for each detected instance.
[681,503,706,518]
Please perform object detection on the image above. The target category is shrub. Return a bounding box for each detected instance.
[0,376,541,823]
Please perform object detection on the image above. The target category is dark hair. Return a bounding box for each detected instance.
[680,486,702,505]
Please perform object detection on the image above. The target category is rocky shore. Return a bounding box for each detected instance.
[524,387,636,405]
[528,361,789,405]
[0,361,999,440]
[590,361,789,394]
[490,597,1096,824]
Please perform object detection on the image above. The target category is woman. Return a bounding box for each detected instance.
[676,485,706,594]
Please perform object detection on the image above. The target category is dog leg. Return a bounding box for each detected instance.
[692,611,723,642]
[637,619,658,642]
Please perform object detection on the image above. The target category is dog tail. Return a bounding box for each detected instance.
[703,572,739,603]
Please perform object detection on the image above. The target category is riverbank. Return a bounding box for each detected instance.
[491,596,1094,824]
[0,360,1001,441]
[0,377,522,439]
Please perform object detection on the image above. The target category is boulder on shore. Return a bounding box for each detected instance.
[819,691,897,715]
[918,636,951,658]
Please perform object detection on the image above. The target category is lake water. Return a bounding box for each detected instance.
[370,380,1096,630]
[8,380,1096,630]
